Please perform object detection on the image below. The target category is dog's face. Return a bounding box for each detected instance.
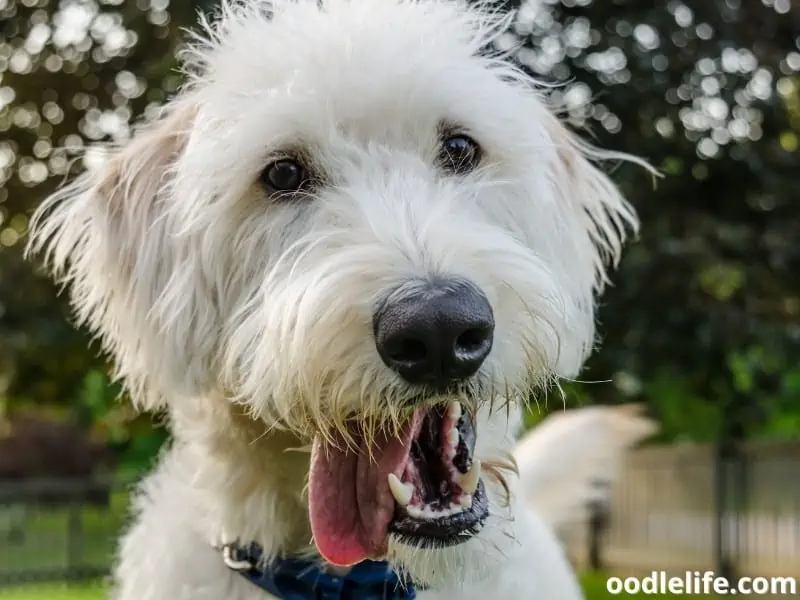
[28,0,640,588]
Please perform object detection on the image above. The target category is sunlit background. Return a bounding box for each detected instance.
[0,0,798,598]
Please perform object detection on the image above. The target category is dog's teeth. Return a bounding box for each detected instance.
[446,427,459,448]
[458,460,481,494]
[447,401,462,421]
[387,473,413,506]
[459,494,473,509]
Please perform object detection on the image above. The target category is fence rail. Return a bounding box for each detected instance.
[0,477,132,586]
[2,441,798,586]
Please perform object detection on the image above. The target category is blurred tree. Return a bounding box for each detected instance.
[0,0,204,464]
[0,0,798,455]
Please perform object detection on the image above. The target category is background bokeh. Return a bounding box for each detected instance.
[0,0,798,597]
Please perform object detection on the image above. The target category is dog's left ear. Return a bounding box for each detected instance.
[542,115,645,376]
[26,101,216,411]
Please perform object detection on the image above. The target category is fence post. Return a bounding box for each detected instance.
[587,479,611,572]
[714,413,748,584]
[66,493,84,580]
[714,441,734,582]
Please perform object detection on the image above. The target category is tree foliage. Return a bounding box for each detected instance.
[502,0,800,441]
[0,0,203,465]
[0,0,797,460]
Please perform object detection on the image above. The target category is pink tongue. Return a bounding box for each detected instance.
[309,409,425,566]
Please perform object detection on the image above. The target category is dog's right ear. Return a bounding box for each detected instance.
[27,101,215,411]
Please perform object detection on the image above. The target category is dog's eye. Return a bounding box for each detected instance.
[439,134,481,174]
[260,159,309,193]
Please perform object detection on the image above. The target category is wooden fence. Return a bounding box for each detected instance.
[2,442,798,587]
[563,440,800,581]
[0,477,131,586]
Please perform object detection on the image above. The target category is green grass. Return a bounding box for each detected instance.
[0,582,105,600]
[0,492,129,579]
[0,499,710,600]
[581,573,714,598]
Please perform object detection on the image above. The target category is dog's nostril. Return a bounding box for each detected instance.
[455,327,491,354]
[373,279,494,387]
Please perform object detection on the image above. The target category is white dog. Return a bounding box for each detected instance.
[27,0,653,598]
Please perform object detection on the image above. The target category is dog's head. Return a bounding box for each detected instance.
[27,0,645,587]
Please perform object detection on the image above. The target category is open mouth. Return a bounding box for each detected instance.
[308,401,488,567]
[388,402,487,541]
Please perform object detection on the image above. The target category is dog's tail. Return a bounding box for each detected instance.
[513,403,657,529]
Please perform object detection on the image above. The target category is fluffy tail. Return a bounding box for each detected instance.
[513,403,657,530]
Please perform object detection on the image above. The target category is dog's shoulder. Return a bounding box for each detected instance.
[111,445,276,600]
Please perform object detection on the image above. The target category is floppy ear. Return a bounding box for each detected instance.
[27,101,218,411]
[541,114,651,377]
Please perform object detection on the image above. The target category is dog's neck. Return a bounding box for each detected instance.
[170,396,314,559]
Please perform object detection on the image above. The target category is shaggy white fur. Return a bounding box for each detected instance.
[26,0,653,598]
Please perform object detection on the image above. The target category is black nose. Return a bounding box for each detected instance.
[373,279,494,387]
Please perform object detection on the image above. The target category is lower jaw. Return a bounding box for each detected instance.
[387,480,489,548]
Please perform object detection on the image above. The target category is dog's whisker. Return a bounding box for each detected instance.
[557,375,614,386]
[283,444,313,454]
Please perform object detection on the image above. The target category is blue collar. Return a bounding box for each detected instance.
[221,543,417,600]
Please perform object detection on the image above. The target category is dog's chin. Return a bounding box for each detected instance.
[385,510,507,589]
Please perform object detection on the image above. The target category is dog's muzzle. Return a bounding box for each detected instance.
[373,278,494,388]
[307,279,494,567]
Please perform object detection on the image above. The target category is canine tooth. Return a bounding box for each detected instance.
[446,427,460,447]
[458,460,481,494]
[387,473,413,506]
[447,401,462,421]
[459,494,473,509]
